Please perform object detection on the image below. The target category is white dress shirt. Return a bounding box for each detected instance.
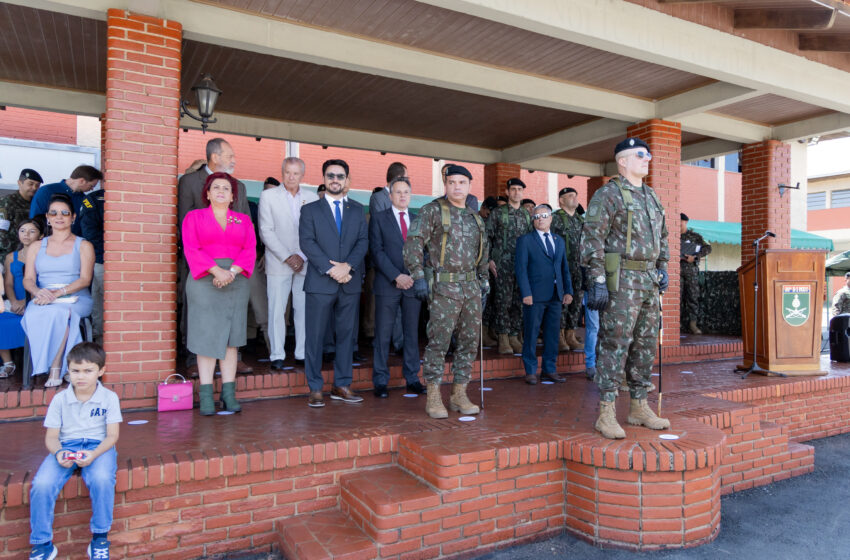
[391,205,409,234]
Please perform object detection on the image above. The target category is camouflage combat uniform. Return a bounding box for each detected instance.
[680,228,711,324]
[404,200,489,384]
[581,175,668,402]
[832,286,850,317]
[486,204,531,336]
[552,208,584,330]
[0,192,32,261]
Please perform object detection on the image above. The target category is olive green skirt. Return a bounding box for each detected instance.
[186,258,249,360]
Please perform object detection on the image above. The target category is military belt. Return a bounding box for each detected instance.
[621,258,652,272]
[435,271,476,283]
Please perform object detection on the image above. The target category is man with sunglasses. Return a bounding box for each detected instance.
[581,137,670,439]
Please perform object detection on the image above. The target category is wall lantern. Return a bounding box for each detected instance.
[180,74,222,133]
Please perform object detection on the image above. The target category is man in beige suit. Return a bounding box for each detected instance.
[177,137,253,375]
[259,157,318,370]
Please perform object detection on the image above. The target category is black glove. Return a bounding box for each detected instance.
[657,269,669,292]
[586,281,609,311]
[413,278,429,301]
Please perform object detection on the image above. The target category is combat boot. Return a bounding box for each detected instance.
[482,328,498,347]
[449,383,480,415]
[565,329,583,351]
[688,320,703,335]
[425,383,448,419]
[627,399,670,430]
[508,336,523,353]
[558,329,570,352]
[595,401,626,439]
[498,334,513,354]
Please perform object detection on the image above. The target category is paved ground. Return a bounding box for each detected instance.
[224,432,850,560]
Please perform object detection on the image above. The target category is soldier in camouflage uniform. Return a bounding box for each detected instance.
[486,178,532,354]
[679,213,712,334]
[0,169,43,261]
[404,165,489,419]
[582,137,671,439]
[831,272,850,317]
[552,187,585,352]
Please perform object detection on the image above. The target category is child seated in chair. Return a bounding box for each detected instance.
[28,342,121,560]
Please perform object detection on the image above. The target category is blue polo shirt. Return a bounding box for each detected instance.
[43,382,122,442]
[30,180,86,236]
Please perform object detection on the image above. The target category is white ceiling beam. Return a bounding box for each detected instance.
[501,119,629,163]
[682,139,742,162]
[772,113,850,141]
[656,82,761,119]
[0,81,105,117]
[519,157,603,177]
[678,113,771,143]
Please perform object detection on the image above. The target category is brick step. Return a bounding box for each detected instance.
[277,510,378,560]
[340,466,441,547]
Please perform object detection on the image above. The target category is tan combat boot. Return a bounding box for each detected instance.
[565,329,583,350]
[498,334,513,354]
[558,329,570,352]
[688,320,703,335]
[449,383,480,415]
[482,328,498,347]
[425,383,448,419]
[627,399,670,430]
[595,401,626,439]
[508,335,523,353]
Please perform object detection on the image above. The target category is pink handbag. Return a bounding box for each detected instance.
[157,374,193,412]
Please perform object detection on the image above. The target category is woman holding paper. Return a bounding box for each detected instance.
[22,193,94,387]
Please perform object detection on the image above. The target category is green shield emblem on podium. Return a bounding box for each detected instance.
[782,285,810,327]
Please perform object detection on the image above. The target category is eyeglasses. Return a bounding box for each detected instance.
[325,173,347,181]
[533,213,551,220]
[635,151,652,161]
[47,210,71,216]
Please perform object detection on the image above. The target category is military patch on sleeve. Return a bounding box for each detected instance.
[586,204,600,221]
[83,199,93,209]
[0,218,9,231]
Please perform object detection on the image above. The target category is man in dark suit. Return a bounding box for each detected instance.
[515,204,573,385]
[299,159,369,408]
[369,176,425,398]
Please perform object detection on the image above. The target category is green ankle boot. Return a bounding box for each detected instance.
[220,381,241,413]
[199,384,215,416]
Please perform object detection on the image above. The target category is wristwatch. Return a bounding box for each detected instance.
[229,266,238,274]
[595,275,605,284]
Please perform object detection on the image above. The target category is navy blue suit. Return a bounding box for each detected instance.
[515,230,572,376]
[299,197,369,392]
[369,208,422,388]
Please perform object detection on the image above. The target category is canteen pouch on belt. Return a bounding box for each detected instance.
[604,253,621,293]
[423,265,435,299]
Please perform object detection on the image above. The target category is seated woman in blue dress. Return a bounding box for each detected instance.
[21,194,94,387]
[0,218,44,378]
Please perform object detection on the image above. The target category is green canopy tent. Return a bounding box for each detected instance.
[688,219,834,251]
[825,250,850,276]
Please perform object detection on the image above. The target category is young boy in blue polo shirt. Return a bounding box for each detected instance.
[29,342,121,560]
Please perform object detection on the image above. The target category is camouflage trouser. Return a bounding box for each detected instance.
[422,292,481,384]
[491,261,523,336]
[595,287,660,402]
[561,261,584,330]
[680,263,700,323]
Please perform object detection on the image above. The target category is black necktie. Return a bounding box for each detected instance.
[544,233,554,258]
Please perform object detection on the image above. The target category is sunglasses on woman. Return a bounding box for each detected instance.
[47,210,71,216]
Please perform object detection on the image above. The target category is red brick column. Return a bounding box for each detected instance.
[484,162,521,199]
[586,176,610,203]
[103,10,181,382]
[740,140,791,265]
[627,120,681,345]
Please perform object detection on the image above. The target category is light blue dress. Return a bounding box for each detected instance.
[0,250,26,350]
[21,237,92,376]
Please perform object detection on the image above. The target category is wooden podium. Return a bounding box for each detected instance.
[737,249,826,376]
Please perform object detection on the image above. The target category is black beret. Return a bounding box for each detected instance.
[506,178,526,189]
[497,195,508,203]
[317,184,327,192]
[521,198,535,206]
[445,164,472,180]
[680,213,689,221]
[20,168,43,183]
[373,186,384,193]
[264,176,280,186]
[614,137,650,157]
[482,196,499,210]
[558,187,577,197]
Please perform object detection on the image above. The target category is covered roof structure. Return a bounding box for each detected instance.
[2,0,850,175]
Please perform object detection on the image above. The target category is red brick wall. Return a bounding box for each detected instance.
[628,120,682,345]
[740,141,791,263]
[102,10,181,383]
[680,165,718,221]
[0,107,77,145]
[484,162,522,200]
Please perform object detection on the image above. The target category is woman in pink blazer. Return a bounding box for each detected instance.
[182,172,256,415]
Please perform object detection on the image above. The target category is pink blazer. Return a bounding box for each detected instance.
[182,207,256,280]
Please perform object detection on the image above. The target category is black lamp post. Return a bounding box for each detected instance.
[180,74,222,133]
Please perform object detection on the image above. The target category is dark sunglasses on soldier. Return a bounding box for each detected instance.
[635,151,653,161]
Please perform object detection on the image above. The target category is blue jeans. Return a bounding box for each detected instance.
[30,439,117,545]
[584,292,600,369]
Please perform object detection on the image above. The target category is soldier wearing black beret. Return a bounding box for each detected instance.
[0,168,44,260]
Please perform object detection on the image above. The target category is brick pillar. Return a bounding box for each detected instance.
[627,120,682,345]
[586,176,610,203]
[103,10,181,383]
[484,162,521,200]
[740,140,791,266]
